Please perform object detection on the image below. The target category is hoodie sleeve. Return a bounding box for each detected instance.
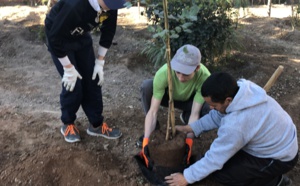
[184,125,246,184]
[190,110,224,137]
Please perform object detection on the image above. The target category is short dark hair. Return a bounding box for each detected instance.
[201,72,239,103]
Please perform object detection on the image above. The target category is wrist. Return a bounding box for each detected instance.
[185,138,193,145]
[63,65,75,72]
[142,138,149,147]
[98,46,108,57]
[58,56,72,67]
[95,59,105,66]
[64,64,73,68]
[97,56,104,60]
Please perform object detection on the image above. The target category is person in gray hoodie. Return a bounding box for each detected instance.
[165,72,298,186]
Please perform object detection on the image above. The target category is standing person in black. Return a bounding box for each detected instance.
[45,0,126,143]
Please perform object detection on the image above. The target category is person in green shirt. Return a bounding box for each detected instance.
[137,44,211,168]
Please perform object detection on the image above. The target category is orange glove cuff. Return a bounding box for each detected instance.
[142,138,149,148]
[186,138,193,147]
[185,138,193,165]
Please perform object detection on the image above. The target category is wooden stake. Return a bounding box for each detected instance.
[162,0,176,140]
[263,65,284,92]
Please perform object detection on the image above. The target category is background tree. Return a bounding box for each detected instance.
[142,0,237,68]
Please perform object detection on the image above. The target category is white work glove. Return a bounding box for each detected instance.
[92,59,105,86]
[62,66,82,92]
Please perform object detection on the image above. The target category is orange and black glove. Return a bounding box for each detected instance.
[139,138,154,170]
[184,138,193,166]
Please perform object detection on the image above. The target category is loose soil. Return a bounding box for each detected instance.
[0,4,299,186]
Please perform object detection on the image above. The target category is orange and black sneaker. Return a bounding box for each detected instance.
[60,124,81,143]
[86,122,122,139]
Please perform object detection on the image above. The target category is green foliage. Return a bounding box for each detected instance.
[28,24,46,42]
[38,25,46,42]
[141,0,238,68]
[291,3,300,29]
[141,40,166,68]
[231,0,249,8]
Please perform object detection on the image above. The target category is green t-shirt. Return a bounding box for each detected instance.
[153,64,211,104]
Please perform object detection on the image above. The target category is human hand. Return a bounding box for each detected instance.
[92,59,105,86]
[175,125,193,134]
[139,138,153,170]
[165,173,188,186]
[62,65,82,92]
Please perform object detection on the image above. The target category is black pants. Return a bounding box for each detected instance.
[140,79,210,118]
[50,34,104,127]
[211,150,298,186]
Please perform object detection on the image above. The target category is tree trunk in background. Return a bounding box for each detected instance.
[47,0,51,7]
[47,0,55,14]
[267,0,271,17]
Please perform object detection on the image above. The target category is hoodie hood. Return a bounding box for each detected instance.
[226,79,268,113]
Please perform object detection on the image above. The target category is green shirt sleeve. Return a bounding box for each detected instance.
[153,64,168,100]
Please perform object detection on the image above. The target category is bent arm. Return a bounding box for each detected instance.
[184,126,244,184]
[190,110,223,137]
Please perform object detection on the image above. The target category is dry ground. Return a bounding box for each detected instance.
[0,5,299,186]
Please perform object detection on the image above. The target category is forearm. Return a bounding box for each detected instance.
[58,56,72,68]
[144,111,158,138]
[188,112,199,124]
[188,101,202,124]
[190,110,222,137]
[186,102,202,138]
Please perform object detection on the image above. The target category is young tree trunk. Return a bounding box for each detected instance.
[162,0,176,140]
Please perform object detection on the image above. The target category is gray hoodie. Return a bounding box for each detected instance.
[185,79,298,184]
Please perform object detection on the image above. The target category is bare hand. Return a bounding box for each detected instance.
[175,125,193,134]
[165,173,188,186]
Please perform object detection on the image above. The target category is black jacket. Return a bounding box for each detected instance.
[45,0,117,57]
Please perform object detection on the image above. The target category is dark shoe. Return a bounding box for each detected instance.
[277,175,292,186]
[180,112,189,125]
[87,122,122,139]
[136,121,160,148]
[60,124,81,143]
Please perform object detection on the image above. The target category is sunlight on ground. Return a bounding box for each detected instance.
[237,4,293,18]
[0,6,47,20]
[117,6,148,29]
[118,6,148,22]
[290,58,300,63]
